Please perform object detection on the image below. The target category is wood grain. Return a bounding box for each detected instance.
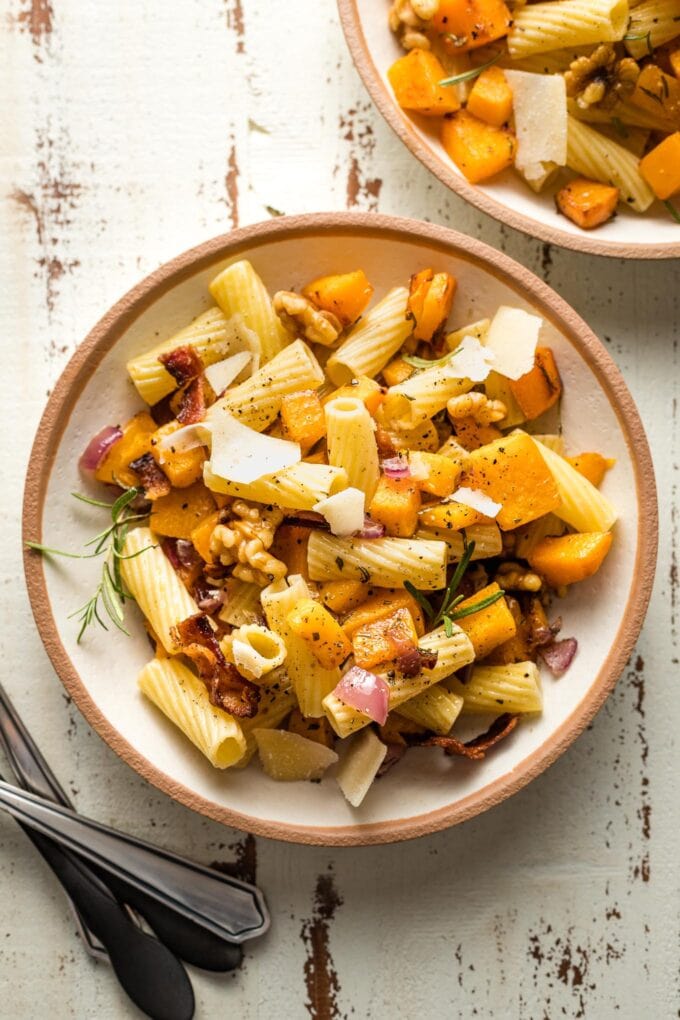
[1,0,678,1017]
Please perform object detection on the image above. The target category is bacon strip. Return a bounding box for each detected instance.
[176,375,208,425]
[413,713,519,761]
[172,613,260,718]
[158,345,203,386]
[129,452,171,500]
[395,646,438,678]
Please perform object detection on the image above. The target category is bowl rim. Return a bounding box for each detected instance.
[337,0,680,261]
[23,211,658,846]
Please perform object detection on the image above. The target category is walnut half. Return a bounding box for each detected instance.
[209,500,287,587]
[564,45,640,110]
[273,291,342,347]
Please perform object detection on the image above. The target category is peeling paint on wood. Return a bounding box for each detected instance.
[301,871,343,1018]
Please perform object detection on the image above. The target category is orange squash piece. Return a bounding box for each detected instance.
[190,510,220,563]
[302,270,373,327]
[149,422,206,488]
[463,431,561,530]
[150,482,217,540]
[342,589,425,640]
[639,132,680,199]
[270,525,311,579]
[368,476,421,537]
[94,412,157,488]
[387,49,460,116]
[528,532,613,588]
[455,583,517,659]
[441,110,516,184]
[432,0,513,53]
[670,48,680,78]
[319,579,369,615]
[382,357,415,387]
[410,451,462,497]
[467,66,513,127]
[407,268,457,342]
[556,178,620,230]
[631,65,680,129]
[352,606,420,671]
[418,500,491,531]
[453,416,503,451]
[508,347,562,421]
[286,598,352,669]
[280,390,326,450]
[324,376,385,416]
[287,709,335,749]
[567,452,615,488]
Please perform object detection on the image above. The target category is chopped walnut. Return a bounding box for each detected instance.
[494,562,542,593]
[447,391,507,425]
[273,291,342,346]
[209,500,287,587]
[564,45,640,110]
[388,0,438,50]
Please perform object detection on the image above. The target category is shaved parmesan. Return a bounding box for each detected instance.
[313,487,365,536]
[451,487,501,518]
[504,71,567,182]
[207,405,300,485]
[445,335,495,383]
[156,423,206,462]
[336,729,387,807]
[484,306,542,381]
[203,351,252,395]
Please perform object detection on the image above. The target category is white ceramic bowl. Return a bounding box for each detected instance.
[338,0,680,259]
[23,213,657,845]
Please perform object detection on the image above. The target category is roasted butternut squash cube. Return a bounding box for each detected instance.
[410,451,462,497]
[287,709,335,749]
[670,48,680,78]
[418,500,491,531]
[639,132,680,199]
[432,0,513,52]
[286,597,352,669]
[319,579,369,615]
[566,452,615,488]
[453,416,503,451]
[463,432,561,530]
[280,390,326,450]
[387,49,460,116]
[352,607,419,671]
[632,66,680,129]
[528,532,613,587]
[270,524,311,579]
[556,178,620,230]
[441,110,516,183]
[508,347,562,421]
[368,476,421,537]
[455,582,517,659]
[150,482,217,540]
[382,357,415,387]
[467,66,513,126]
[342,589,425,639]
[302,270,373,327]
[407,268,457,342]
[323,376,385,416]
[149,421,206,488]
[94,411,156,488]
[190,510,220,563]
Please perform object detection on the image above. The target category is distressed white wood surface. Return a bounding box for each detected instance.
[1,1,678,1017]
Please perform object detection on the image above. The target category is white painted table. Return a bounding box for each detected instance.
[1,2,678,1017]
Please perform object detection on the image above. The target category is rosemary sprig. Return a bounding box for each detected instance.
[664,200,680,224]
[403,349,457,371]
[439,53,500,88]
[26,487,154,642]
[405,539,504,639]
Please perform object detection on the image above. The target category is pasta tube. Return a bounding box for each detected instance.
[138,657,246,768]
[323,624,475,738]
[209,259,290,364]
[120,528,198,653]
[566,116,655,212]
[225,624,287,681]
[235,673,296,767]
[507,0,628,58]
[204,461,348,510]
[207,339,324,431]
[219,578,263,627]
[625,0,680,57]
[325,397,380,502]
[396,684,464,735]
[326,287,412,385]
[533,436,618,532]
[382,363,473,427]
[414,524,503,561]
[307,532,448,590]
[447,662,543,714]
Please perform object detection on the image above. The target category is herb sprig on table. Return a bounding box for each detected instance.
[26,487,154,642]
[405,540,504,638]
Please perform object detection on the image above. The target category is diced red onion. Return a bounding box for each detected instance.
[395,646,439,677]
[161,538,182,570]
[195,583,226,614]
[175,539,201,569]
[382,456,410,479]
[79,425,123,473]
[540,637,578,677]
[358,516,386,539]
[333,666,390,725]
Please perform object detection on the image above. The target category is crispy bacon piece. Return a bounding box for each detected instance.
[413,713,519,761]
[172,613,260,718]
[375,426,398,459]
[158,344,203,386]
[395,646,438,678]
[176,375,208,425]
[129,452,171,500]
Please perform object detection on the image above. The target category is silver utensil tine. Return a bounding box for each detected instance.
[0,681,110,960]
[0,780,269,943]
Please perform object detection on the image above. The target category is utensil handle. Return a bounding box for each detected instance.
[0,682,71,806]
[0,781,268,943]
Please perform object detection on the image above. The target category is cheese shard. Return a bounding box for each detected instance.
[444,335,495,383]
[451,487,502,518]
[207,405,301,484]
[484,306,542,381]
[504,71,567,182]
[203,351,252,395]
[313,487,365,536]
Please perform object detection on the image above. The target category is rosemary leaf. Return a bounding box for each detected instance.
[449,589,504,621]
[439,53,500,88]
[664,200,680,224]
